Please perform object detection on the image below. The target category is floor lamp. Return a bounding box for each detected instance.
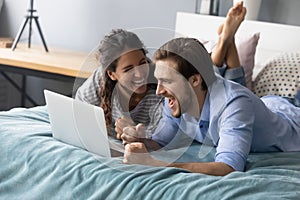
[11,0,49,52]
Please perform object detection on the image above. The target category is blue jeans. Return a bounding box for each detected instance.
[213,65,246,87]
[294,90,300,107]
[283,90,300,107]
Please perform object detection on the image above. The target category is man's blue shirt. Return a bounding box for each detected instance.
[152,75,300,171]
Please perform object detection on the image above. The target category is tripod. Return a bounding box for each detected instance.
[11,0,48,52]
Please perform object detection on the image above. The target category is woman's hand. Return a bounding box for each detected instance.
[115,116,135,139]
[121,123,145,145]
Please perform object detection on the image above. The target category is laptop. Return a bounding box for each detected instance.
[44,89,124,157]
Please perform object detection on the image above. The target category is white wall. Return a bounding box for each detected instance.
[259,0,300,25]
[0,0,195,52]
[215,0,300,26]
[1,0,300,52]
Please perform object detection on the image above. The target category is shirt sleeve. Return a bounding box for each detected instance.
[214,95,255,171]
[75,67,102,106]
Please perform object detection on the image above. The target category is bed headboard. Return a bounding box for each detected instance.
[175,12,300,73]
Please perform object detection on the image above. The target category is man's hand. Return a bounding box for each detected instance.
[123,142,156,166]
[121,123,145,145]
[123,143,235,176]
[115,116,135,140]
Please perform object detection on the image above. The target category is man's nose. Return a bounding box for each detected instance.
[156,84,165,96]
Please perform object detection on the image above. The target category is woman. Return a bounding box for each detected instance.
[76,29,163,140]
[98,29,164,139]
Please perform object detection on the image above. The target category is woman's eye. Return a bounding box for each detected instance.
[140,61,148,66]
[123,67,133,72]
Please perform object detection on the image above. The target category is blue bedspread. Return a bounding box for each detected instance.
[0,106,300,199]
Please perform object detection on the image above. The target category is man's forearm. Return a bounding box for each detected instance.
[168,162,235,176]
[140,138,162,151]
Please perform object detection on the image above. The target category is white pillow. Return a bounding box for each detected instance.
[253,52,300,98]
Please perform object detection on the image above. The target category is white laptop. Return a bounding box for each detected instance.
[44,89,124,157]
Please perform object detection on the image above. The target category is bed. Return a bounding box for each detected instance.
[1,13,300,199]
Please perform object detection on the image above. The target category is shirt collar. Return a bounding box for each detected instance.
[200,92,210,122]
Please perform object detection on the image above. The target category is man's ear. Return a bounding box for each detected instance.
[107,70,117,81]
[188,74,202,87]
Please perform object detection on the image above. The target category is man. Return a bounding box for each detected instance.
[121,4,300,176]
[116,1,247,137]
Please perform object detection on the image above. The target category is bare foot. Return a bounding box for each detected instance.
[217,24,223,36]
[221,1,246,43]
[211,2,246,68]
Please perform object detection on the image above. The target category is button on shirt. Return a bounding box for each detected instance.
[152,75,300,172]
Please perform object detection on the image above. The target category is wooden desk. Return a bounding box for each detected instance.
[0,44,96,106]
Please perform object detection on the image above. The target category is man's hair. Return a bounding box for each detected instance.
[154,37,216,90]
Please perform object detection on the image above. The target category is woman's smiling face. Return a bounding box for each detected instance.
[107,49,150,94]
